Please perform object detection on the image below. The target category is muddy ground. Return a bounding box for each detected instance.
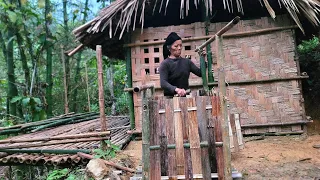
[123,120,320,179]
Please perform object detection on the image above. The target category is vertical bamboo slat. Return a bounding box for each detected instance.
[212,95,224,180]
[179,98,193,179]
[159,97,169,176]
[187,97,203,179]
[173,97,185,175]
[149,98,161,179]
[230,114,240,152]
[165,98,177,179]
[142,90,150,180]
[196,97,212,180]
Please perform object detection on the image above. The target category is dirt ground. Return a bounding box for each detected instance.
[122,120,320,179]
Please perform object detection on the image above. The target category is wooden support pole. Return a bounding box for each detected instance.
[125,47,135,130]
[142,90,150,180]
[96,45,107,149]
[61,45,69,114]
[216,35,232,179]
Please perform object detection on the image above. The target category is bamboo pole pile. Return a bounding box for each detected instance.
[0,112,100,135]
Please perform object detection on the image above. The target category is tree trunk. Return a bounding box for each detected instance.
[18,0,36,95]
[61,46,69,113]
[106,64,116,115]
[72,0,89,112]
[16,31,31,94]
[45,0,53,118]
[63,0,70,101]
[0,30,10,116]
[7,26,18,116]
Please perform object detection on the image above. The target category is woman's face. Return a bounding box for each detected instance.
[170,40,182,58]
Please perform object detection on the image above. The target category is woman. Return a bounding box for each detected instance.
[159,32,202,97]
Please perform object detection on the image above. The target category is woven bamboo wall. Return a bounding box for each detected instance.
[130,15,306,135]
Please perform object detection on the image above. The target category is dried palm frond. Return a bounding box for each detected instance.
[72,0,320,42]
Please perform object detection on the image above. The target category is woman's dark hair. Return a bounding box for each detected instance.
[163,32,182,59]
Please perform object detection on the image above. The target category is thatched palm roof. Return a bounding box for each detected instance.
[72,0,320,58]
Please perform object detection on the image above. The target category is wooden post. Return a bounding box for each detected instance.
[216,35,232,179]
[85,62,91,111]
[96,45,107,149]
[126,47,135,130]
[142,90,150,180]
[61,45,69,114]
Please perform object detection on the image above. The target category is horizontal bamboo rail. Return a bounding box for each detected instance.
[0,131,110,144]
[0,137,110,149]
[160,172,243,179]
[123,25,298,47]
[195,16,240,52]
[0,149,91,154]
[241,121,310,128]
[133,84,155,92]
[123,75,308,92]
[149,141,223,150]
[77,152,136,173]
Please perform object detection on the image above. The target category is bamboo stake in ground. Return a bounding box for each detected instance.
[216,35,232,180]
[96,45,107,149]
[77,152,136,173]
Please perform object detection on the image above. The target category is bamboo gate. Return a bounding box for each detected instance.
[141,91,243,179]
[138,17,243,179]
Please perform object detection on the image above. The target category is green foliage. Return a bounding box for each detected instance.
[298,36,320,53]
[94,140,120,160]
[46,168,69,180]
[46,167,88,180]
[298,36,320,118]
[11,96,46,122]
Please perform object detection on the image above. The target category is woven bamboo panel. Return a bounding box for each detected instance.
[130,15,305,134]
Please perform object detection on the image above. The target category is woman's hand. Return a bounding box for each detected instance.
[175,88,186,97]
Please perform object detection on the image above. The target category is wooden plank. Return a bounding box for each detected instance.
[149,98,161,179]
[235,114,244,149]
[195,96,212,180]
[179,98,193,179]
[159,97,169,176]
[212,95,224,180]
[165,98,177,179]
[230,114,240,152]
[173,97,185,175]
[187,97,203,178]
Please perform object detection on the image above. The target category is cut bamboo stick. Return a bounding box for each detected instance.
[173,97,185,175]
[159,97,169,176]
[187,97,202,176]
[165,98,177,178]
[149,98,161,179]
[0,137,110,149]
[179,98,192,179]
